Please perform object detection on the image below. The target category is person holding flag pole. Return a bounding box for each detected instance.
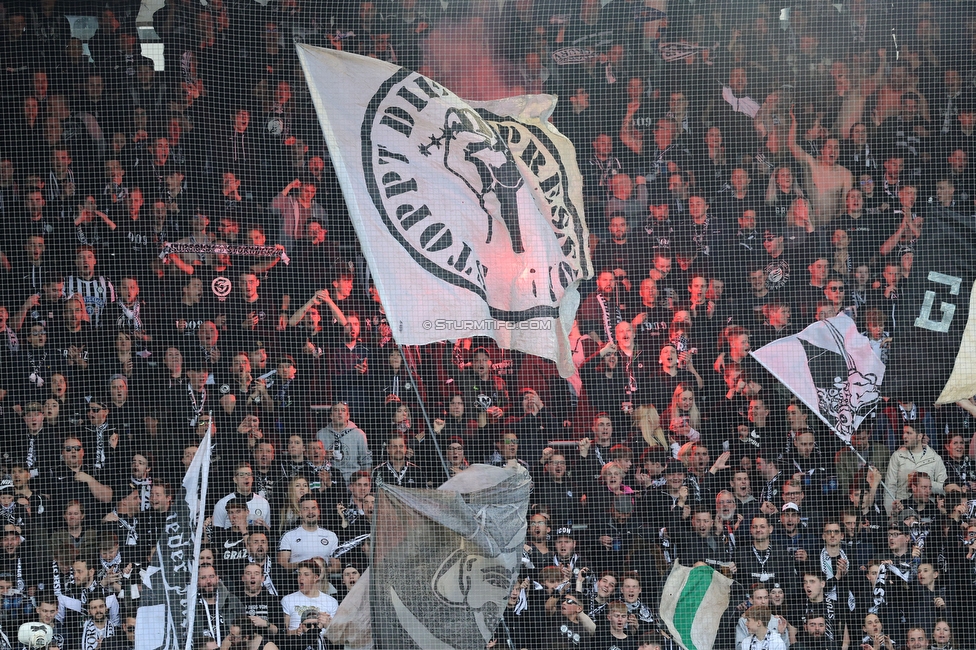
[134,415,214,650]
[750,314,902,508]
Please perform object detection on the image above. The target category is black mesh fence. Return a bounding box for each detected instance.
[0,1,975,650]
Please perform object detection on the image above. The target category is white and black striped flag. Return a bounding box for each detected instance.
[751,313,885,444]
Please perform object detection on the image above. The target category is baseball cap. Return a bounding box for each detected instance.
[781,502,800,513]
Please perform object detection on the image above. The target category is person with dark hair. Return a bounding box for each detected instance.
[210,500,251,581]
[99,488,148,568]
[212,461,272,531]
[271,177,326,254]
[194,563,243,648]
[281,560,337,648]
[579,269,625,347]
[371,434,423,487]
[733,514,794,592]
[277,496,338,573]
[236,561,285,638]
[741,604,788,650]
[883,426,947,515]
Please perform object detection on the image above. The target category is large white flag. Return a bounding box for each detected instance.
[751,313,885,443]
[295,45,591,377]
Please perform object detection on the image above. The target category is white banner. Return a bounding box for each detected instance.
[751,313,885,443]
[295,45,591,377]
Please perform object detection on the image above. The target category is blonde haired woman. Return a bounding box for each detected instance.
[278,476,310,535]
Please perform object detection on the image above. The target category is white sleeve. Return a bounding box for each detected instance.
[107,593,120,626]
[324,596,339,616]
[56,592,82,620]
[325,532,339,558]
[212,495,231,528]
[278,530,293,552]
[281,596,299,630]
[251,496,272,530]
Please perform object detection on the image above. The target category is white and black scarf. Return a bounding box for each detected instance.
[130,475,152,511]
[1,327,18,353]
[81,620,115,650]
[116,299,143,332]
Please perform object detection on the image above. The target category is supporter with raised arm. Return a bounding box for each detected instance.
[788,107,854,229]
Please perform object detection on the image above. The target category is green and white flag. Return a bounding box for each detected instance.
[659,564,733,650]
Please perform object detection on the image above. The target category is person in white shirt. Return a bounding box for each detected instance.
[277,496,339,572]
[281,560,338,647]
[740,605,788,650]
[212,461,273,530]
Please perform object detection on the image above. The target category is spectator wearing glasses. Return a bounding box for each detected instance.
[443,436,469,481]
[821,276,851,318]
[549,591,596,649]
[43,437,113,521]
[487,431,527,470]
[211,461,272,531]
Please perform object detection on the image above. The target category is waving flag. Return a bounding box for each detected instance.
[369,464,531,650]
[751,313,885,443]
[888,208,976,404]
[659,564,733,650]
[135,429,212,650]
[295,45,591,378]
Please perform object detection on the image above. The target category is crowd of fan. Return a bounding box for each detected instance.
[0,1,975,650]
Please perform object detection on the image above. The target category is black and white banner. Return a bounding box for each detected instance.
[889,207,976,404]
[135,429,212,650]
[751,314,885,443]
[370,464,531,650]
[659,41,718,63]
[295,45,591,377]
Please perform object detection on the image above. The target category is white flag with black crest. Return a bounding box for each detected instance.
[295,45,591,378]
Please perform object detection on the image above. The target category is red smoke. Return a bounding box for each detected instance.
[420,17,524,101]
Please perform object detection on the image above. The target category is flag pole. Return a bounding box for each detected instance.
[396,342,453,482]
[747,350,897,503]
[183,413,213,650]
[790,405,897,504]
